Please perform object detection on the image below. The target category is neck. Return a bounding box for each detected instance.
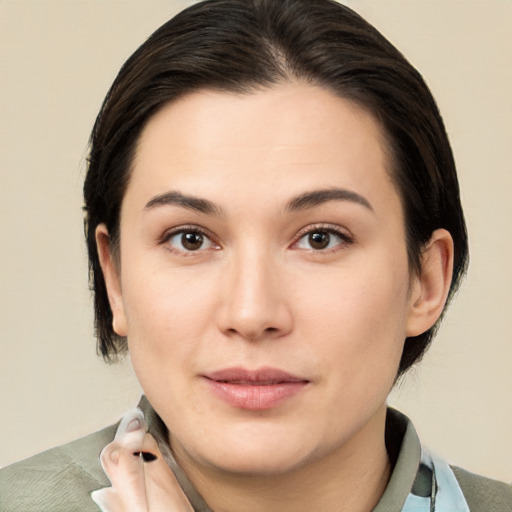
[175,406,391,512]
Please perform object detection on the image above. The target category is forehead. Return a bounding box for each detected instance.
[127,83,399,216]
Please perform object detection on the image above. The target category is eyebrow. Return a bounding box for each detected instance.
[144,187,372,216]
[285,188,373,212]
[144,191,223,216]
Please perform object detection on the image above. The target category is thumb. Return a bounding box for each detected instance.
[91,408,148,512]
[141,433,195,512]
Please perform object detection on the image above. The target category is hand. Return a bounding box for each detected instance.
[91,409,194,512]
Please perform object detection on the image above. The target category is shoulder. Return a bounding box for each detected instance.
[452,465,512,511]
[0,423,117,512]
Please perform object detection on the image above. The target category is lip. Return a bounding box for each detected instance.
[202,367,310,410]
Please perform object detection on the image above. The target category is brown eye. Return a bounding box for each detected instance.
[308,231,331,250]
[294,227,352,252]
[166,229,217,253]
[182,232,204,251]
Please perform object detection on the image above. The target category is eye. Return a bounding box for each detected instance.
[165,228,218,253]
[294,227,352,251]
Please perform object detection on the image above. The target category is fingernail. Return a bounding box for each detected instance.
[114,408,145,442]
[110,449,120,464]
[126,418,141,432]
[141,451,157,462]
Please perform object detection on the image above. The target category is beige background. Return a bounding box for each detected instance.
[0,0,511,481]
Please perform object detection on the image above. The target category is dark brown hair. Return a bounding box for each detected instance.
[84,0,468,375]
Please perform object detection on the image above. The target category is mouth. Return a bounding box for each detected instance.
[202,367,310,410]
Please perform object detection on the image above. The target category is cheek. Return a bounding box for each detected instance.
[299,258,411,377]
[121,263,222,365]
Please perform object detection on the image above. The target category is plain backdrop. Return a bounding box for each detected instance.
[0,0,511,481]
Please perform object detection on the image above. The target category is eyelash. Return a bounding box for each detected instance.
[160,223,353,255]
[292,224,354,253]
[161,225,220,256]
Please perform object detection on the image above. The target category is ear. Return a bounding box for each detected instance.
[95,224,127,336]
[406,229,454,337]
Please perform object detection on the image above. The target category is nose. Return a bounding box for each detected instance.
[216,249,293,342]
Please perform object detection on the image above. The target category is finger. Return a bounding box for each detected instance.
[96,409,149,511]
[115,407,147,446]
[100,408,146,477]
[97,453,147,512]
[141,434,195,512]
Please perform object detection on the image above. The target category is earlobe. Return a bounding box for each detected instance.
[406,229,454,337]
[95,224,128,337]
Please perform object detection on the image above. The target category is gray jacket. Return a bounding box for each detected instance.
[1,397,511,511]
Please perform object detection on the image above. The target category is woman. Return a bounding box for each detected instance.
[1,0,510,510]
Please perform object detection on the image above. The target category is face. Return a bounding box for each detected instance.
[100,83,436,477]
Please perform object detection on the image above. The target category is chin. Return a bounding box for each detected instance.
[175,423,326,478]
[201,445,314,477]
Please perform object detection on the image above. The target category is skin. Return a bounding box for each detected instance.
[92,409,194,512]
[97,83,453,512]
